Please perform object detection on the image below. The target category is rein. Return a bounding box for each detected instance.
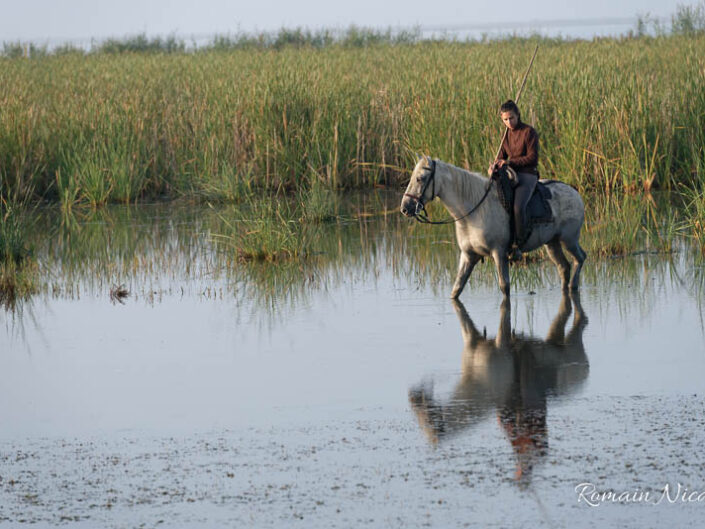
[404,159,494,225]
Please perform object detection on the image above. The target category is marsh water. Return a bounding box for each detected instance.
[1,191,705,528]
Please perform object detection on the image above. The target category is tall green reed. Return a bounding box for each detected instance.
[0,34,704,207]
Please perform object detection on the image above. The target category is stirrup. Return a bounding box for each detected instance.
[508,245,523,262]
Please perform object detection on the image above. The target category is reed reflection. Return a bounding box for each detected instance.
[410,293,589,484]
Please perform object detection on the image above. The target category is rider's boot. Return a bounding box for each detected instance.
[508,244,523,262]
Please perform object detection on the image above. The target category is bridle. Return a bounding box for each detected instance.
[404,159,494,225]
[403,159,437,220]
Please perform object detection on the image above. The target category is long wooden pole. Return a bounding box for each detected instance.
[492,44,540,164]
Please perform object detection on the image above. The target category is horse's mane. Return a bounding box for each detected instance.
[436,160,491,206]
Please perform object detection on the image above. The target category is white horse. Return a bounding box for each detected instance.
[400,156,586,298]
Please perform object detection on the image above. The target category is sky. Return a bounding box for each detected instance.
[0,0,690,44]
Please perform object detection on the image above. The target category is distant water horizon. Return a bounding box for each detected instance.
[8,15,669,52]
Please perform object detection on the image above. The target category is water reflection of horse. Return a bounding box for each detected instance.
[409,293,589,484]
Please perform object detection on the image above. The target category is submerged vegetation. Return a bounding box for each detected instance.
[11,194,703,317]
[214,199,316,263]
[0,203,31,265]
[583,193,682,257]
[211,182,338,262]
[682,185,705,253]
[0,259,38,310]
[0,203,37,308]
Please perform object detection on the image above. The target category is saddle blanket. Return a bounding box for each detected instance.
[492,168,554,225]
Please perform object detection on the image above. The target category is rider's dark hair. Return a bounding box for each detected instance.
[500,99,521,119]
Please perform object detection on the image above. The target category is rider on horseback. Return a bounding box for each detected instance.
[488,100,539,261]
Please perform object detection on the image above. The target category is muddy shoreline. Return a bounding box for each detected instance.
[2,395,704,528]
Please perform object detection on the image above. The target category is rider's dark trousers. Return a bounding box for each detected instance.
[514,172,538,246]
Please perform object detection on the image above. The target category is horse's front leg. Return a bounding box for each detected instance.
[451,251,482,299]
[491,250,511,298]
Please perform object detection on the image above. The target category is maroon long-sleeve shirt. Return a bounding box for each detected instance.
[498,122,539,175]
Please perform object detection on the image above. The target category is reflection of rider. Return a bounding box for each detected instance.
[488,100,539,261]
[498,346,549,484]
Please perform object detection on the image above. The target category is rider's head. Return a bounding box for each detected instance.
[500,100,521,131]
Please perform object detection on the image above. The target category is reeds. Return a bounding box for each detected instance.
[0,33,704,209]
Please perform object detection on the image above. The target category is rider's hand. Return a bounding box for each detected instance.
[488,159,507,175]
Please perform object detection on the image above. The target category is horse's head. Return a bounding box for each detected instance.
[400,155,437,218]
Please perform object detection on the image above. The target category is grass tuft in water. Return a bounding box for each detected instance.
[0,202,37,308]
[0,260,38,310]
[681,185,705,253]
[213,197,321,262]
[0,205,31,265]
[299,182,339,223]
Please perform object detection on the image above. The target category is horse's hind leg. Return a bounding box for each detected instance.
[545,239,571,290]
[563,241,587,290]
[451,250,482,299]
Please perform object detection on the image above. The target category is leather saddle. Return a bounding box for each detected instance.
[491,166,554,244]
